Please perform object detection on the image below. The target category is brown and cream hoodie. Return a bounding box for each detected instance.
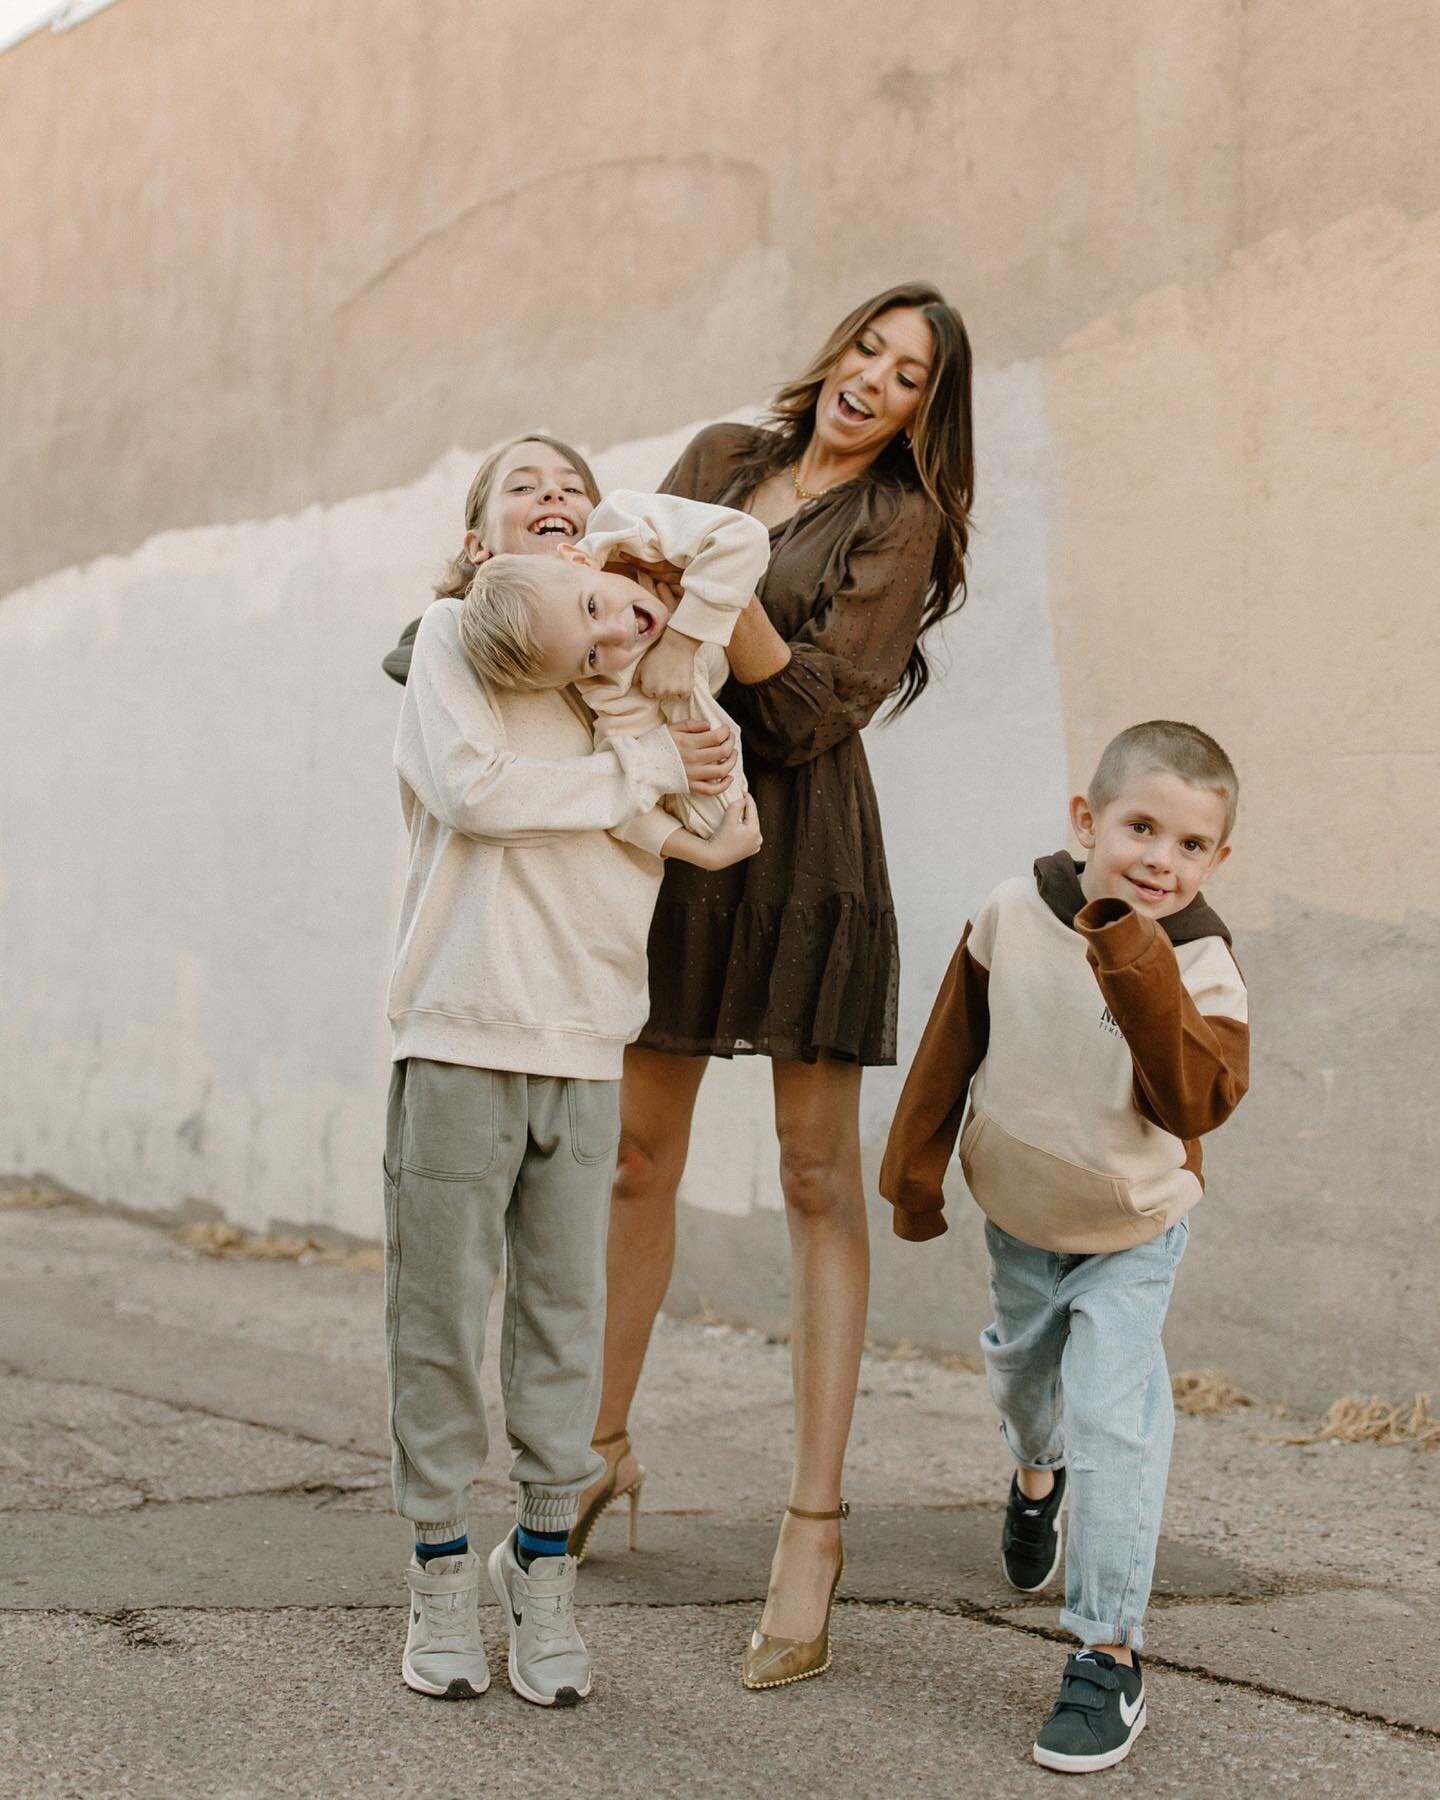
[881,853,1249,1254]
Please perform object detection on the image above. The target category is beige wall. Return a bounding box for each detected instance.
[3,1,1437,1406]
[11,0,1435,596]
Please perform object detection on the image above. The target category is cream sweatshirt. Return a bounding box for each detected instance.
[388,598,688,1079]
[576,490,771,855]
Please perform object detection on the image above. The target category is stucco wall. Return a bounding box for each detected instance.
[3,1,1437,1408]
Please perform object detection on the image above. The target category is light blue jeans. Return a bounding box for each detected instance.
[980,1218,1189,1652]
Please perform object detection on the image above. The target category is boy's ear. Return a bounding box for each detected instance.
[556,541,599,570]
[1200,842,1233,883]
[1069,793,1098,849]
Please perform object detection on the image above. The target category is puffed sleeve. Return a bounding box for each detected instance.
[726,487,942,768]
[660,421,762,506]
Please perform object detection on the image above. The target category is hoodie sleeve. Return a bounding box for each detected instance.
[395,602,686,845]
[607,805,683,859]
[580,490,771,648]
[1076,898,1249,1139]
[382,616,422,686]
[879,919,992,1241]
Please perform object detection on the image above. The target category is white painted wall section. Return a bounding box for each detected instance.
[0,391,1063,1239]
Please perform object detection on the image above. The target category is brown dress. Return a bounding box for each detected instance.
[638,422,943,1065]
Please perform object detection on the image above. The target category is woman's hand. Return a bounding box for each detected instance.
[667,719,738,794]
[640,627,702,700]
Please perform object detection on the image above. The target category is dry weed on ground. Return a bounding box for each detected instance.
[1272,1392,1440,1449]
[172,1219,383,1273]
[1171,1368,1266,1415]
[1172,1365,1440,1448]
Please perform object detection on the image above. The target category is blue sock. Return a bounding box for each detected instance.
[414,1533,468,1566]
[514,1524,569,1569]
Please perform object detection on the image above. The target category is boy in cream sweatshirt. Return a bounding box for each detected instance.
[457,487,771,860]
[881,721,1249,1774]
[386,580,746,1710]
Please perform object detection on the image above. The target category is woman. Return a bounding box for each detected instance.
[573,282,976,1688]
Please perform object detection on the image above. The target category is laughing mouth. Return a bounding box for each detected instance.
[837,389,875,422]
[632,603,658,641]
[529,514,576,538]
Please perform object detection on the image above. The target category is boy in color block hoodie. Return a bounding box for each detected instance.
[880,721,1249,1775]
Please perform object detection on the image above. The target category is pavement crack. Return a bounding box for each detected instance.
[118,1478,388,1511]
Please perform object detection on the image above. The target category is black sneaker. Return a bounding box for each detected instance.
[1001,1466,1066,1591]
[1033,1650,1146,1772]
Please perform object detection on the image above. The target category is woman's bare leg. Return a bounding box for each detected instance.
[582,1044,709,1502]
[759,1056,869,1641]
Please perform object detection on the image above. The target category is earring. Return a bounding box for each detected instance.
[901,431,913,450]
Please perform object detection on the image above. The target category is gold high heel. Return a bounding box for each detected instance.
[741,1501,849,1691]
[568,1429,645,1563]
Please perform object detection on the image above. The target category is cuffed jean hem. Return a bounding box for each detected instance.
[1001,1429,1066,1474]
[516,1484,583,1532]
[1061,1608,1144,1653]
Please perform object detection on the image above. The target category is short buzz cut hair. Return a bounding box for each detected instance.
[1088,720,1240,843]
[458,554,573,691]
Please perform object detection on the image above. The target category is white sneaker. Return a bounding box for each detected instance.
[487,1529,592,1706]
[402,1552,490,1699]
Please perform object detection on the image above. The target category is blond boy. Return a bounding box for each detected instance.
[459,489,770,866]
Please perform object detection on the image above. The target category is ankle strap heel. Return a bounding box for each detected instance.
[742,1502,849,1690]
[568,1431,644,1565]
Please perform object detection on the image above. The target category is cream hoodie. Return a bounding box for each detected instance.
[576,489,771,856]
[388,598,687,1079]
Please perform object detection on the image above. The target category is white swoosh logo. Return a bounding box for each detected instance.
[1119,1689,1144,1728]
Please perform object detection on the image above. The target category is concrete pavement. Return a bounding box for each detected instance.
[3,1195,1437,1796]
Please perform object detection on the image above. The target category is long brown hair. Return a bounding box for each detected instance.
[735,281,975,714]
[433,432,602,600]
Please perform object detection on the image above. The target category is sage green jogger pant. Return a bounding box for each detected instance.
[383,1057,617,1535]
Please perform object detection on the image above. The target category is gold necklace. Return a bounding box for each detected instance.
[791,463,834,503]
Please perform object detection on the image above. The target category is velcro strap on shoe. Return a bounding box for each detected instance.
[1060,1662,1119,1708]
[1056,1684,1107,1713]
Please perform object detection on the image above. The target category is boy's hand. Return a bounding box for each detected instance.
[703,796,762,867]
[630,567,682,617]
[640,628,701,700]
[661,796,763,869]
[668,719,738,794]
